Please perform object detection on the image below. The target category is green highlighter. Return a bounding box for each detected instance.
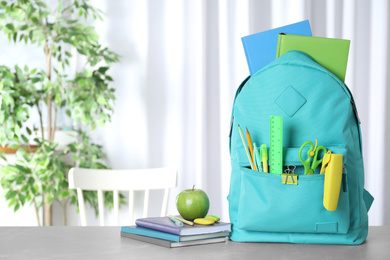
[260,144,268,173]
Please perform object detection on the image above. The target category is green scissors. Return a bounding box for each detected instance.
[299,140,327,175]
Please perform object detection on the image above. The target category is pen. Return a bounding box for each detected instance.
[169,215,183,227]
[246,128,257,171]
[260,144,268,173]
[238,125,255,170]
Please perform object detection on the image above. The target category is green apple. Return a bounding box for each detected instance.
[176,185,210,221]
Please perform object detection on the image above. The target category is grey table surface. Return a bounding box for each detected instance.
[0,226,389,260]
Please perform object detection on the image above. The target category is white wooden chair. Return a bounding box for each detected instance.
[68,167,177,226]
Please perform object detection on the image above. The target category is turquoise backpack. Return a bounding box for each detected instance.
[228,50,374,244]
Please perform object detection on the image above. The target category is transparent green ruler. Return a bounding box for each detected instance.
[269,116,283,174]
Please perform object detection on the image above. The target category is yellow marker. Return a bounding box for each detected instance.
[320,151,332,174]
[321,151,343,211]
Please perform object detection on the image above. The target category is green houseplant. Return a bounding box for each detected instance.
[0,0,120,226]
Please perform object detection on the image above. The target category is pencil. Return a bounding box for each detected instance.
[246,128,257,171]
[171,215,194,226]
[238,125,255,170]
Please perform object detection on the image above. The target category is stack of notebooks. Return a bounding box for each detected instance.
[242,20,350,82]
[121,216,231,248]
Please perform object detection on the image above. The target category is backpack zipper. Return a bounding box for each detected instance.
[296,51,362,126]
[350,99,361,124]
[229,76,251,152]
[229,116,234,137]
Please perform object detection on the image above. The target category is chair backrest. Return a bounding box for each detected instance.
[68,167,177,226]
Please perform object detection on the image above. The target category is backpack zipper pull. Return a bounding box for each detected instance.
[229,116,234,137]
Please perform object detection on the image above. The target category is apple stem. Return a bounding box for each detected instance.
[192,185,195,191]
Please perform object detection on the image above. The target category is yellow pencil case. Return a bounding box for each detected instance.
[320,152,343,211]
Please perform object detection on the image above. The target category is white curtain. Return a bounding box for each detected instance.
[81,0,389,226]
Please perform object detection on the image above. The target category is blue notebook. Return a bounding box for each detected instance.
[242,20,312,75]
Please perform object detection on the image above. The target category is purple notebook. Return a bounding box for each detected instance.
[135,216,231,236]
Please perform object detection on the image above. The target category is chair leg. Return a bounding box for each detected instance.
[161,188,170,216]
[97,190,105,226]
[128,190,134,225]
[77,188,87,226]
[113,190,119,226]
[143,189,149,218]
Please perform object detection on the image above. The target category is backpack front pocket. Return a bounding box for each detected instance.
[236,166,350,234]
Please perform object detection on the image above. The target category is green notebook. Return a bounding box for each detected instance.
[276,34,350,82]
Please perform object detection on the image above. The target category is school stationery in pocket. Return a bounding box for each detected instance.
[227,50,373,245]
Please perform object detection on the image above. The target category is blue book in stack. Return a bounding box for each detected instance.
[121,216,231,248]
